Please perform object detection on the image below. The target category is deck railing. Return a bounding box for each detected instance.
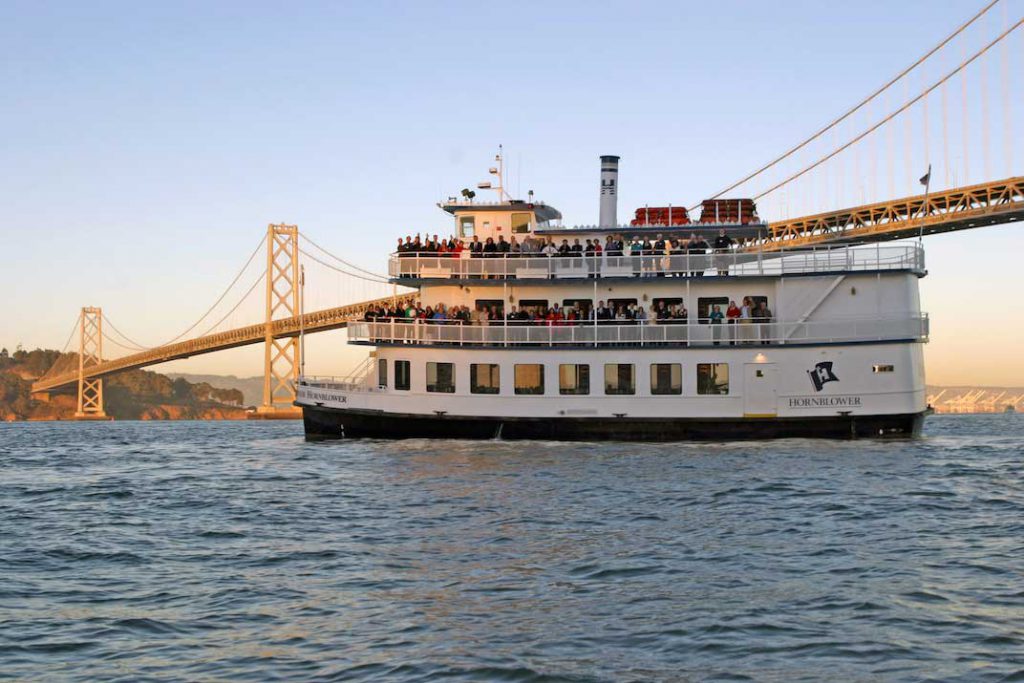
[347,314,929,348]
[387,243,924,280]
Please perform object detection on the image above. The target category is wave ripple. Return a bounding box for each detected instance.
[1,416,1023,681]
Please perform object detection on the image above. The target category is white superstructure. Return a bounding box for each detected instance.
[297,155,929,440]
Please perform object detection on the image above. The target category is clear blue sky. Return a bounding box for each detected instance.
[3,1,1022,384]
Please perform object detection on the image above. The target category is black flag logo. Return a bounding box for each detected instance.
[808,361,839,392]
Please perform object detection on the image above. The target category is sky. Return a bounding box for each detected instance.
[2,0,1022,386]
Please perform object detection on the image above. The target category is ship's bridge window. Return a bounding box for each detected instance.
[471,364,500,394]
[650,363,682,395]
[395,360,411,391]
[697,363,729,395]
[604,364,636,395]
[378,359,387,388]
[511,212,531,234]
[459,215,475,238]
[426,362,456,393]
[873,364,895,373]
[559,364,590,395]
[515,364,545,395]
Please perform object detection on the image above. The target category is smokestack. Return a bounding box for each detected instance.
[599,155,620,227]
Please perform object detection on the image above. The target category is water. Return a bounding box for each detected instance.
[1,416,1023,682]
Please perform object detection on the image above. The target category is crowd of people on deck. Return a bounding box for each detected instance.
[362,296,773,345]
[395,231,735,259]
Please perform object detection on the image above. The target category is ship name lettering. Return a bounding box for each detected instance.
[788,395,862,408]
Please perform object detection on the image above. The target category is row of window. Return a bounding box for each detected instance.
[381,360,730,396]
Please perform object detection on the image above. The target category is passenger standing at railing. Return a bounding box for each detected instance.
[726,300,740,345]
[509,236,521,258]
[756,301,773,345]
[740,296,754,344]
[692,233,710,277]
[469,236,482,258]
[541,240,557,257]
[629,237,643,275]
[482,238,497,279]
[653,235,666,277]
[713,229,734,275]
[709,305,724,345]
[584,239,597,278]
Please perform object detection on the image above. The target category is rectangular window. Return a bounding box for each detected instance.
[471,364,500,394]
[652,297,682,310]
[475,299,504,317]
[604,363,636,395]
[698,296,729,323]
[459,215,475,237]
[426,362,456,393]
[873,364,895,373]
[511,212,532,234]
[559,364,590,395]
[377,358,387,387]
[650,363,682,395]
[394,360,410,391]
[697,363,729,395]
[519,299,549,318]
[514,364,545,395]
[609,298,638,310]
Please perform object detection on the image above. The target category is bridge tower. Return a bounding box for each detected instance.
[75,306,108,419]
[258,223,303,417]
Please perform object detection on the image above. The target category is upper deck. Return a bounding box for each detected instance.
[389,243,925,282]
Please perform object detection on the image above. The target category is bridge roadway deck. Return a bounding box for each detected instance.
[762,176,1023,249]
[32,293,418,394]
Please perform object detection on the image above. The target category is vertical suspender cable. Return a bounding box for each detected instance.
[1001,1,1012,176]
[887,89,896,198]
[942,78,950,187]
[962,37,971,183]
[981,11,992,179]
[904,78,913,192]
[922,63,931,171]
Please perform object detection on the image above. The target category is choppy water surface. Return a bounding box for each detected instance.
[1,416,1023,682]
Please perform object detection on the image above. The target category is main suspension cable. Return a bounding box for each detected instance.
[299,232,390,280]
[298,247,392,284]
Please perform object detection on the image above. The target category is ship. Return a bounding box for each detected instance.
[296,153,929,440]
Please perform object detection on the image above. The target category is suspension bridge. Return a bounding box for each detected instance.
[29,1,1024,418]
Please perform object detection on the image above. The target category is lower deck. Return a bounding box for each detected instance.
[296,342,926,424]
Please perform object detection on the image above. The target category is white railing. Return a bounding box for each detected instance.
[347,315,929,347]
[298,375,382,393]
[387,243,925,280]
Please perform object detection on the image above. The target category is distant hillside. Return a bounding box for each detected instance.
[166,373,264,407]
[0,347,248,422]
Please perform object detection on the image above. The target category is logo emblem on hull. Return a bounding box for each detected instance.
[808,361,839,392]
